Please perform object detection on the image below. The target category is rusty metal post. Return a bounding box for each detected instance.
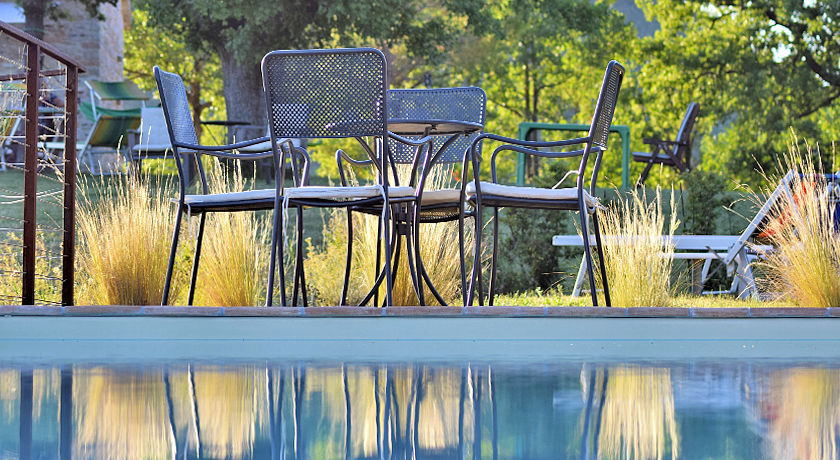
[62,66,77,306]
[22,43,39,305]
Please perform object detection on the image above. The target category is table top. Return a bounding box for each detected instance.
[388,119,483,136]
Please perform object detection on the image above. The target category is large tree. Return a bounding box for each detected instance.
[634,0,840,185]
[136,0,491,129]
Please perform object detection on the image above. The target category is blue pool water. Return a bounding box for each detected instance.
[1,358,838,460]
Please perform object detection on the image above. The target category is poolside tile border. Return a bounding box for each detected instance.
[0,305,837,318]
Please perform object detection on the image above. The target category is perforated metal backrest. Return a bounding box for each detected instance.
[673,102,700,158]
[154,67,199,149]
[388,87,486,165]
[261,49,387,140]
[588,61,625,149]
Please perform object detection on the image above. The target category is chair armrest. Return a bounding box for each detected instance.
[643,137,680,146]
[173,136,274,160]
[336,149,375,186]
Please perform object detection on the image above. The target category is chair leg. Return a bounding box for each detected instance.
[467,203,483,307]
[592,213,611,307]
[382,201,395,306]
[458,210,468,306]
[162,206,184,305]
[488,208,500,306]
[340,210,354,306]
[187,213,207,306]
[296,208,308,307]
[266,198,283,307]
[358,218,399,307]
[579,212,600,307]
[411,205,426,306]
[373,212,383,306]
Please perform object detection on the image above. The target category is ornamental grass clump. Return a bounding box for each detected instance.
[193,161,270,306]
[78,175,178,305]
[755,144,840,307]
[600,187,679,308]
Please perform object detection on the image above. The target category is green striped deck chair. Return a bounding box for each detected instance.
[44,79,148,174]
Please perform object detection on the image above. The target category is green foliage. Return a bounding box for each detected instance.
[496,160,583,293]
[124,9,224,143]
[635,0,840,187]
[681,169,726,235]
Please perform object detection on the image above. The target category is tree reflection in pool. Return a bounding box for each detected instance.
[1,360,837,460]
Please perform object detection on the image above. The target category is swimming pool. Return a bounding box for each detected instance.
[2,312,839,459]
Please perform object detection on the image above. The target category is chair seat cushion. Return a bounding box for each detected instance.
[285,185,414,200]
[420,188,461,205]
[465,181,601,210]
[182,188,276,205]
[132,144,171,153]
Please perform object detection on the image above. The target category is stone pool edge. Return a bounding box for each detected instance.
[2,305,839,318]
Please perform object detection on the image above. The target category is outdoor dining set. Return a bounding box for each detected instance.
[154,48,626,308]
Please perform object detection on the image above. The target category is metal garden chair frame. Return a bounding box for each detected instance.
[463,60,625,307]
[261,48,414,307]
[155,66,303,306]
[633,101,700,187]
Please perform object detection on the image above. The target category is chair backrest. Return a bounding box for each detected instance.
[154,67,200,149]
[261,48,388,141]
[588,60,625,150]
[672,101,700,158]
[387,87,486,165]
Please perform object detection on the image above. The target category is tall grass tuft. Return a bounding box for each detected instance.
[755,143,840,307]
[306,166,470,306]
[193,161,269,306]
[600,187,679,307]
[78,175,178,305]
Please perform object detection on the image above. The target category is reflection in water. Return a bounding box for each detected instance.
[762,368,840,460]
[580,366,679,460]
[4,361,840,459]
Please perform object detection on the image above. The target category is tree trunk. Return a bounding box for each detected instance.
[217,46,266,131]
[22,0,47,40]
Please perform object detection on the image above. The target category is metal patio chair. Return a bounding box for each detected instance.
[633,101,700,187]
[155,66,302,306]
[261,48,414,307]
[464,60,625,307]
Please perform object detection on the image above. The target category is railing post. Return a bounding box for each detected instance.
[62,65,77,306]
[22,43,39,305]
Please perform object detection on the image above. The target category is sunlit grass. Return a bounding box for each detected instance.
[193,161,269,306]
[600,187,679,307]
[753,142,840,307]
[77,174,178,305]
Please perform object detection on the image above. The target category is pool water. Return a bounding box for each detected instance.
[1,359,837,460]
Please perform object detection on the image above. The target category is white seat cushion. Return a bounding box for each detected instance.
[182,188,276,205]
[420,188,461,205]
[132,144,171,153]
[465,181,601,210]
[285,185,414,200]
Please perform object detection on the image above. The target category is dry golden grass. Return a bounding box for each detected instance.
[754,145,840,307]
[600,187,679,308]
[193,162,269,306]
[77,175,178,305]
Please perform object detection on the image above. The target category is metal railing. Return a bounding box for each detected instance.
[0,20,83,305]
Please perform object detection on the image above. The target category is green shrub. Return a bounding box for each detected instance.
[682,169,726,235]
